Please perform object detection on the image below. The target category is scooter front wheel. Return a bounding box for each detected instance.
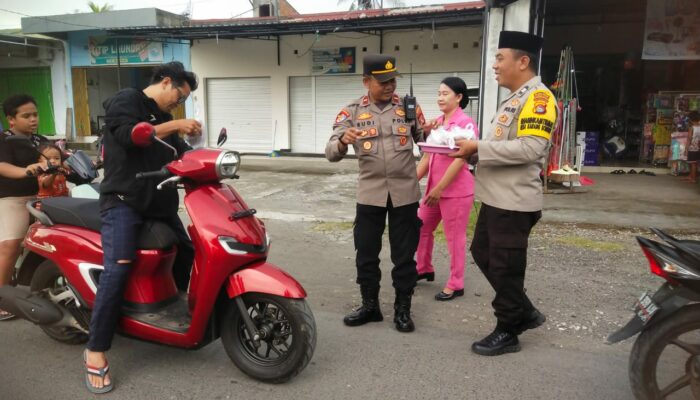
[221,293,316,383]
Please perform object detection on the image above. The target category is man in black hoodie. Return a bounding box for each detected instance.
[84,62,201,394]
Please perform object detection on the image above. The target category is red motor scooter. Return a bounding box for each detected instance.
[0,123,316,382]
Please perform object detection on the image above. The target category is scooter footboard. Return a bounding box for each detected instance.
[226,262,306,299]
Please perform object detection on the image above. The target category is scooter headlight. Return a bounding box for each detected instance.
[215,151,240,179]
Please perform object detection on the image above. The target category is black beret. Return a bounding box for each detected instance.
[498,31,544,54]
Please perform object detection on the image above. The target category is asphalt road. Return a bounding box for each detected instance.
[3,166,699,399]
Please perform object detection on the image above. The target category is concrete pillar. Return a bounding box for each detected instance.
[478,0,531,135]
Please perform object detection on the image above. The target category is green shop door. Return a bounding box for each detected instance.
[0,67,56,136]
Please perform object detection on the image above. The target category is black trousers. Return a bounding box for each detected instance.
[470,203,541,333]
[354,197,420,293]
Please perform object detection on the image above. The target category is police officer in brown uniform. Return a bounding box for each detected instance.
[451,31,556,355]
[326,55,425,333]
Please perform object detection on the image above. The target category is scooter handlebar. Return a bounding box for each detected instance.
[135,168,171,180]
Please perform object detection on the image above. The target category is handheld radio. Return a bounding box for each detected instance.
[404,64,417,121]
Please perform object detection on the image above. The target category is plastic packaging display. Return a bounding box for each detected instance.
[425,123,477,149]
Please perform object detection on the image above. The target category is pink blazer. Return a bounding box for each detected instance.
[425,108,477,198]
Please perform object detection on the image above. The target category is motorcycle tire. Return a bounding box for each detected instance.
[221,293,316,383]
[30,260,89,345]
[629,303,700,400]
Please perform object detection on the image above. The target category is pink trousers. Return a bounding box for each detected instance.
[416,195,473,291]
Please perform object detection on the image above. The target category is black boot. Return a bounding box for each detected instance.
[471,328,520,356]
[343,285,383,327]
[393,290,415,333]
[514,308,546,335]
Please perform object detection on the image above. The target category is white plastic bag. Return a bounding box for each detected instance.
[426,123,477,149]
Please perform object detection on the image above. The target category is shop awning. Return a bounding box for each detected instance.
[106,2,485,40]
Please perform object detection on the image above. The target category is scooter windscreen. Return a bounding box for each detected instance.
[65,150,98,181]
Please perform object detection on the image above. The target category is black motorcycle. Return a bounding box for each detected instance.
[608,228,700,400]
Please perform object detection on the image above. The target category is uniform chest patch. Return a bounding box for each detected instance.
[395,109,406,117]
[495,126,504,137]
[358,113,373,120]
[363,141,373,151]
[360,128,378,138]
[399,136,408,146]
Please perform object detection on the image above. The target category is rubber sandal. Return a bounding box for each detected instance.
[84,350,114,394]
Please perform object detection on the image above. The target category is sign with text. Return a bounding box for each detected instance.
[89,36,164,65]
[643,0,700,60]
[312,47,356,74]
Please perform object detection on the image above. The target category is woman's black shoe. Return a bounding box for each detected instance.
[434,289,464,301]
[416,272,435,282]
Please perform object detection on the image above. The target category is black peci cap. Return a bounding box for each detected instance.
[498,31,544,54]
[363,54,400,82]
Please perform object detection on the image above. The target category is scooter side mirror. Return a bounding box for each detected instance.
[217,127,227,148]
[131,122,155,147]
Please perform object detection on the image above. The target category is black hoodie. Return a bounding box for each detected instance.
[99,88,190,217]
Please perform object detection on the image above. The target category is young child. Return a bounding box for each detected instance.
[36,143,69,199]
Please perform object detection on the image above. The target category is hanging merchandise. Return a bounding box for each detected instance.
[547,45,582,186]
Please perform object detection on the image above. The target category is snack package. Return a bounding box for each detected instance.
[425,123,477,149]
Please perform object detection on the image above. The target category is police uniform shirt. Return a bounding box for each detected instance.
[325,94,425,208]
[475,76,557,212]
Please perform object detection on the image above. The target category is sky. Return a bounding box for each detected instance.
[0,0,473,29]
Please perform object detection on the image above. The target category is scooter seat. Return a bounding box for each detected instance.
[39,197,179,250]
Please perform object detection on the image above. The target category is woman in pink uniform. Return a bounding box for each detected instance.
[416,77,476,301]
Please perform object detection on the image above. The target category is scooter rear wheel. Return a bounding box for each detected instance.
[629,304,700,400]
[30,260,89,344]
[220,293,316,383]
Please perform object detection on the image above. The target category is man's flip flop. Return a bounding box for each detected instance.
[83,350,114,394]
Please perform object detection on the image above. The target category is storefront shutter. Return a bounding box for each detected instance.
[206,77,272,153]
